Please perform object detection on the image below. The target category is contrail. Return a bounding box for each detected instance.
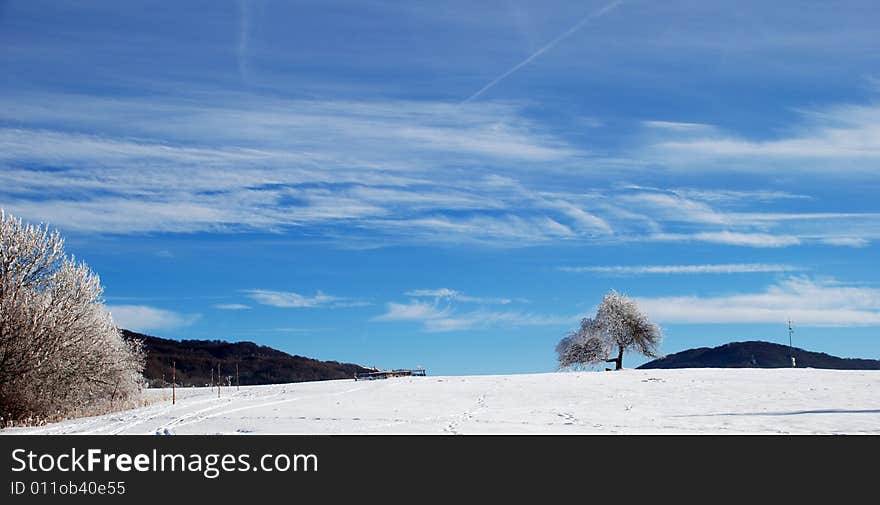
[237,0,250,82]
[462,0,626,104]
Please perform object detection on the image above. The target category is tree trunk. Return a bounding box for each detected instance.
[605,346,624,370]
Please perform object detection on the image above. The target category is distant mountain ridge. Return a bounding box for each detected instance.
[638,341,880,370]
[122,330,373,387]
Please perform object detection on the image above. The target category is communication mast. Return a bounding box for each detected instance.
[788,319,796,368]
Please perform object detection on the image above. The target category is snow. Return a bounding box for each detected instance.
[3,368,879,434]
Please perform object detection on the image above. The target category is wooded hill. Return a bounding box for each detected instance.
[638,341,880,370]
[122,330,372,387]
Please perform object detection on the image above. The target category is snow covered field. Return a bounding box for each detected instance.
[3,368,879,435]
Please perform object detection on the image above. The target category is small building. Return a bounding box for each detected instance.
[355,368,426,380]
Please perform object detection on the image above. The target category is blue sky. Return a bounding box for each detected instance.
[2,0,879,374]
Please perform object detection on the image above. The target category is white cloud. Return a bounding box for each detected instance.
[641,120,713,132]
[623,192,727,225]
[373,301,450,321]
[651,231,802,248]
[214,303,252,310]
[612,188,878,248]
[404,288,514,305]
[645,101,880,172]
[5,197,233,234]
[673,188,812,203]
[246,290,350,308]
[107,305,201,331]
[0,95,577,165]
[560,264,802,275]
[821,237,870,248]
[421,311,576,332]
[0,93,589,242]
[545,200,614,234]
[362,214,581,246]
[374,293,570,332]
[378,277,880,331]
[405,288,459,298]
[635,277,880,326]
[3,92,879,250]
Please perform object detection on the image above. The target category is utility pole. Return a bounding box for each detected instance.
[172,361,176,405]
[788,319,796,368]
[236,362,240,391]
[217,363,221,398]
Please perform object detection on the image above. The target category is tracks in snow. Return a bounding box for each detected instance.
[443,392,490,435]
[154,384,369,433]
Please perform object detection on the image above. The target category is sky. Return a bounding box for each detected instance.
[1,0,879,375]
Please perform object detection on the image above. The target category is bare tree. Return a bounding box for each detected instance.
[557,290,661,370]
[0,210,144,424]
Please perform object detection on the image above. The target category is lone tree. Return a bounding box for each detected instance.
[0,210,144,424]
[557,290,661,370]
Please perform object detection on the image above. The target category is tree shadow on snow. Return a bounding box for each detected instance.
[675,409,880,417]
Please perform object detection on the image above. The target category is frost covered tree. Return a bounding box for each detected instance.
[557,290,661,371]
[0,210,144,424]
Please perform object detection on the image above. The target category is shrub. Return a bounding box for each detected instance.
[0,210,144,424]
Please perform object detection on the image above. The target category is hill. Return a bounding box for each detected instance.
[121,330,373,387]
[638,340,880,370]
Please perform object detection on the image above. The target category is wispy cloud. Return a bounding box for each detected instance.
[616,187,877,248]
[560,263,803,275]
[820,237,870,248]
[374,291,569,332]
[373,301,450,322]
[246,289,364,308]
[645,100,880,172]
[421,311,576,332]
[650,231,802,248]
[363,214,582,246]
[404,288,516,305]
[107,305,201,331]
[622,192,728,225]
[0,96,577,164]
[214,303,252,310]
[671,188,812,203]
[2,93,878,249]
[0,94,591,242]
[635,277,880,326]
[641,120,713,132]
